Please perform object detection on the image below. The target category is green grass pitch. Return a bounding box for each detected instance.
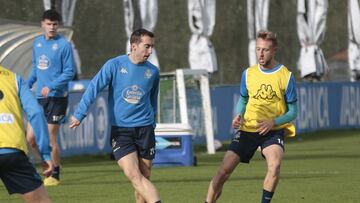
[1,130,360,202]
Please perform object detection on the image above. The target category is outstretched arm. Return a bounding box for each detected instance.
[17,75,54,176]
[71,60,114,127]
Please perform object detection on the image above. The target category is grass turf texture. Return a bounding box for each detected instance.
[1,130,359,202]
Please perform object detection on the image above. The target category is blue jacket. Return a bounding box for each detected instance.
[27,35,75,98]
[74,55,159,127]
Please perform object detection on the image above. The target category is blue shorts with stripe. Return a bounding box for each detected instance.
[110,125,156,161]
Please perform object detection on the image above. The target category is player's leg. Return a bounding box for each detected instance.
[206,150,240,203]
[117,152,160,203]
[111,126,160,203]
[135,158,153,203]
[261,143,284,203]
[262,144,283,191]
[206,131,259,203]
[44,97,67,185]
[47,124,61,181]
[134,125,158,203]
[21,185,52,203]
[47,124,60,166]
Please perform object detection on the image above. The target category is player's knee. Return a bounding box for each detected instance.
[124,169,142,182]
[267,164,281,177]
[142,170,151,179]
[217,168,232,180]
[50,142,58,150]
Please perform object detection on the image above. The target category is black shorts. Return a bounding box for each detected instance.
[38,97,68,124]
[228,129,285,163]
[0,152,42,194]
[110,125,156,161]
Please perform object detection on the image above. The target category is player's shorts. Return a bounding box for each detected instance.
[110,125,156,161]
[0,151,42,194]
[38,97,68,124]
[228,129,285,163]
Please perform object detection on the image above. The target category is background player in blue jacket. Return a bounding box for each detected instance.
[26,9,75,186]
[69,29,161,203]
[0,66,54,203]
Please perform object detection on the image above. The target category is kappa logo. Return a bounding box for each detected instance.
[232,130,241,142]
[149,147,155,155]
[111,139,116,148]
[120,67,128,74]
[253,84,280,102]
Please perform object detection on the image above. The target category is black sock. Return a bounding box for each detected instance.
[261,189,274,203]
[51,166,60,180]
[154,201,161,203]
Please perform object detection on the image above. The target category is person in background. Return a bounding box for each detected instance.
[205,30,298,203]
[0,66,54,203]
[26,9,75,186]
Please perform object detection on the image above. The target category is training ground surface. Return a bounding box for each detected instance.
[1,130,360,202]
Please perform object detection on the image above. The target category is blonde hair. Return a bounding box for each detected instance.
[256,30,278,47]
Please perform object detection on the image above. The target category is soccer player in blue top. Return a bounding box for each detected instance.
[69,28,161,203]
[205,30,298,203]
[0,66,54,203]
[26,9,75,186]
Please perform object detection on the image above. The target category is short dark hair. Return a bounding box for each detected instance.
[256,30,278,47]
[130,28,154,44]
[42,9,62,22]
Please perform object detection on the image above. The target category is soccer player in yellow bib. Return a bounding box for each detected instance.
[0,66,54,202]
[205,30,298,203]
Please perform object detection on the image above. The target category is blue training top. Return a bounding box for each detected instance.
[73,55,160,127]
[27,35,75,98]
[0,75,51,161]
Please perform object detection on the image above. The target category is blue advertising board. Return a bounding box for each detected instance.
[58,91,112,156]
[59,81,360,156]
[210,82,360,141]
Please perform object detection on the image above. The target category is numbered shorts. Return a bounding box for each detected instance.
[38,97,68,124]
[0,152,42,194]
[110,125,156,161]
[228,129,285,163]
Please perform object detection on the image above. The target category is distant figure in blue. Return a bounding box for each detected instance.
[26,9,75,186]
[0,66,53,203]
[69,28,161,203]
